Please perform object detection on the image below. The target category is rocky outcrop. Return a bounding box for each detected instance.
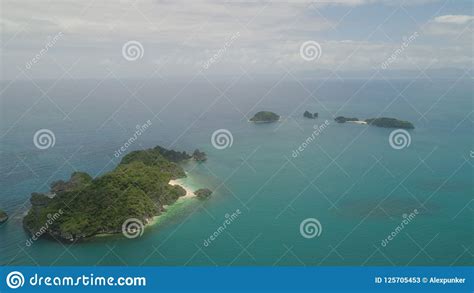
[303,111,318,119]
[50,172,92,194]
[0,210,8,224]
[192,149,207,162]
[194,188,213,199]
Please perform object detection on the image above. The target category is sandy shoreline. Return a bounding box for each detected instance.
[347,120,368,125]
[169,179,196,199]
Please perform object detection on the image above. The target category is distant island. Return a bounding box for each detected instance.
[0,210,8,224]
[303,111,318,119]
[249,111,280,123]
[335,116,414,129]
[23,145,211,242]
[335,116,359,123]
[365,118,414,129]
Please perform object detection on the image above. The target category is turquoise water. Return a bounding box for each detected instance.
[0,78,472,266]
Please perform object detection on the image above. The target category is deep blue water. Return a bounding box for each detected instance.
[0,77,472,266]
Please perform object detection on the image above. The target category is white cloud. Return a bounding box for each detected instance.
[0,0,471,79]
[423,14,473,37]
[434,15,474,25]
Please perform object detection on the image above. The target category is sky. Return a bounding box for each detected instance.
[0,0,473,80]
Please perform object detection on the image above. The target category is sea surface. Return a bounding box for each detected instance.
[0,77,472,266]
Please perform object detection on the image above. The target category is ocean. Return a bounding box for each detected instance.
[0,77,472,266]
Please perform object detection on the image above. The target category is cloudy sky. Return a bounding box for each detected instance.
[1,0,472,79]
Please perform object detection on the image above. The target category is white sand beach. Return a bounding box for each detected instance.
[347,120,368,125]
[169,179,196,199]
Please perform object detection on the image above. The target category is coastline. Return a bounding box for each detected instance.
[147,176,200,227]
[169,178,196,200]
[97,175,200,237]
[347,120,368,125]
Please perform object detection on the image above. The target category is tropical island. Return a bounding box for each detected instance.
[303,111,318,119]
[23,145,211,242]
[0,210,8,224]
[335,116,414,129]
[249,111,280,123]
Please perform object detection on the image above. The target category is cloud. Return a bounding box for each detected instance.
[423,14,473,37]
[0,0,471,79]
[433,15,474,25]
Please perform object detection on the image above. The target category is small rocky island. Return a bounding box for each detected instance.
[194,188,213,200]
[303,111,318,119]
[335,116,414,129]
[335,116,360,123]
[0,210,8,224]
[192,149,207,162]
[23,145,210,242]
[249,111,280,123]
